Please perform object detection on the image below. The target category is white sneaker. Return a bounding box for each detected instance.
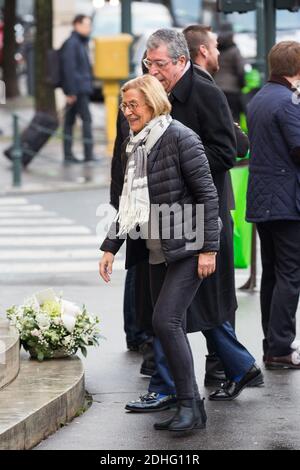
[291,350,300,365]
[291,340,300,352]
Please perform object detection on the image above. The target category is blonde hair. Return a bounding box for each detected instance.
[121,75,172,117]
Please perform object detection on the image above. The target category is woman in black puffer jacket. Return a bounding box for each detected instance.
[99,75,219,433]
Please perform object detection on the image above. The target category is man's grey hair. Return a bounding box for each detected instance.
[147,29,190,62]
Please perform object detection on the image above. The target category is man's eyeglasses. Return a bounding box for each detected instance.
[142,58,174,70]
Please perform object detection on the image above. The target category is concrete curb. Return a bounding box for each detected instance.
[0,326,20,391]
[0,354,85,450]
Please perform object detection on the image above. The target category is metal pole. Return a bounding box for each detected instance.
[121,0,132,35]
[121,0,134,77]
[12,114,22,187]
[264,0,276,78]
[256,0,266,83]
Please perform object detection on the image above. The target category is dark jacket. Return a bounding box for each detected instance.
[194,65,249,159]
[215,33,245,94]
[60,32,93,96]
[101,119,220,267]
[109,65,237,331]
[170,64,237,330]
[246,77,300,222]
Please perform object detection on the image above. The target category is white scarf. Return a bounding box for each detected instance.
[116,114,172,236]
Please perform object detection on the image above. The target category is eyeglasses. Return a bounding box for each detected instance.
[142,58,174,70]
[119,101,146,113]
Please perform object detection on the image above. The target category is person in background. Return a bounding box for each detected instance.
[246,41,300,369]
[60,15,96,164]
[214,23,245,124]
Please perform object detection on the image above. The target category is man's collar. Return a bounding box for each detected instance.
[268,74,297,91]
[193,63,214,82]
[170,61,193,103]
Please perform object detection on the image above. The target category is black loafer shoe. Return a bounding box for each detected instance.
[265,353,300,369]
[125,392,177,413]
[209,364,264,401]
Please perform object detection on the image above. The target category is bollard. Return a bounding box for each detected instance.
[94,34,133,155]
[12,114,22,188]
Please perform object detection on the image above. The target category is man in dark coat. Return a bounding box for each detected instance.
[125,29,262,412]
[60,15,95,164]
[247,41,300,369]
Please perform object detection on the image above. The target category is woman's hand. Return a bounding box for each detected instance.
[198,252,217,279]
[99,252,115,283]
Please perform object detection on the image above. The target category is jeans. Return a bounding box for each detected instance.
[124,267,149,348]
[149,258,202,401]
[63,94,93,160]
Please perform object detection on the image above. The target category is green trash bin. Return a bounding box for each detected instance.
[230,166,252,269]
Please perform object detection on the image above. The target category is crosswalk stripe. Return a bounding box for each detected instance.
[0,218,74,226]
[0,260,125,274]
[0,205,44,212]
[0,226,91,235]
[0,211,58,218]
[0,249,100,260]
[0,236,100,246]
[0,198,28,205]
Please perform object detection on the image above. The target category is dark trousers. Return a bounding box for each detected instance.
[123,267,148,348]
[63,94,93,160]
[148,262,255,396]
[150,258,202,401]
[257,221,300,357]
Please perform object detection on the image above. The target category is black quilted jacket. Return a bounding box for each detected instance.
[101,119,219,267]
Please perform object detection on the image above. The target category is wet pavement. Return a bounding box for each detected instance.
[0,190,299,451]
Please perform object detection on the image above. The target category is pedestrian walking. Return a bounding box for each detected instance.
[214,23,245,124]
[247,41,300,368]
[124,29,262,413]
[60,15,96,164]
[100,74,220,432]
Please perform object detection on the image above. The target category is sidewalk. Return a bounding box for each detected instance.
[0,98,111,196]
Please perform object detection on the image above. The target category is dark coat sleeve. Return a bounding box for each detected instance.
[60,39,78,96]
[195,82,237,174]
[101,112,130,255]
[178,130,220,252]
[110,111,129,209]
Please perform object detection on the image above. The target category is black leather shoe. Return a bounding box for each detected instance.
[154,398,207,431]
[125,392,177,412]
[168,400,199,433]
[64,155,82,164]
[209,364,264,401]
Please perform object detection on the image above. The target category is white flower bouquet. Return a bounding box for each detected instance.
[6,289,100,361]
